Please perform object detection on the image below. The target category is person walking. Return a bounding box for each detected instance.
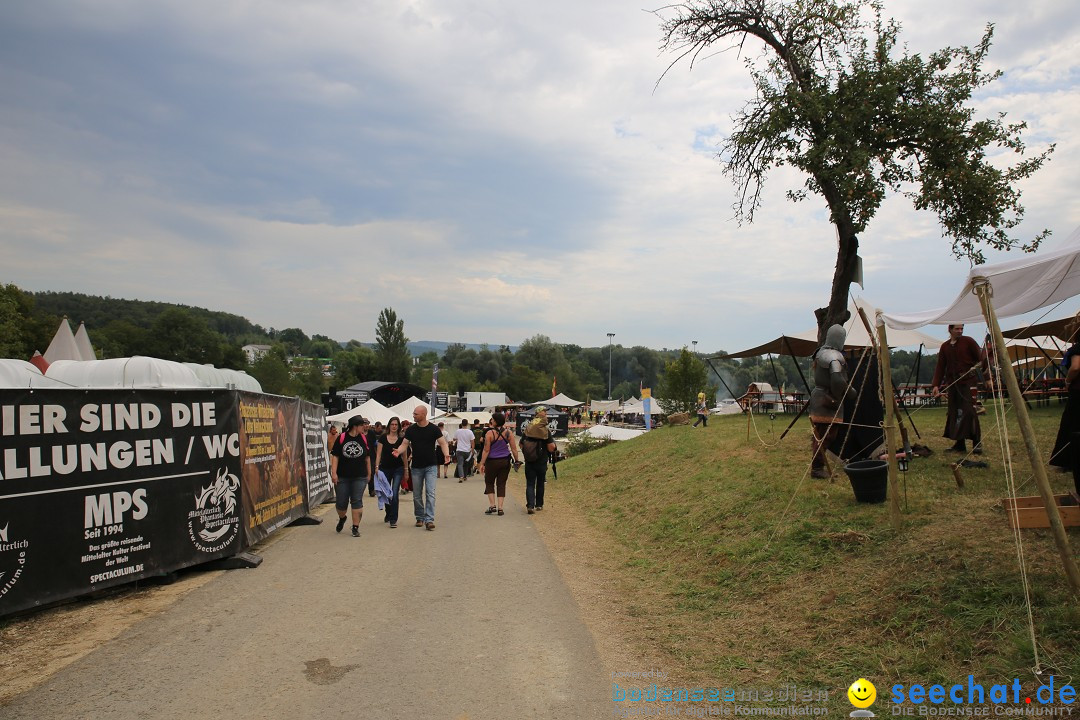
[521,406,556,514]
[400,405,452,530]
[374,416,406,529]
[326,424,340,454]
[931,324,987,454]
[693,392,709,428]
[453,419,475,482]
[330,416,373,537]
[437,422,451,479]
[478,411,522,516]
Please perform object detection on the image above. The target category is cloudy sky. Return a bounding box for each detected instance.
[2,0,1078,354]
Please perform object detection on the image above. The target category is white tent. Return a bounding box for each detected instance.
[0,359,70,389]
[589,399,620,413]
[74,323,96,361]
[583,425,646,441]
[535,393,583,408]
[326,399,395,426]
[43,319,83,363]
[882,240,1080,329]
[183,363,263,392]
[45,357,205,388]
[622,398,666,415]
[727,296,943,357]
[388,395,448,420]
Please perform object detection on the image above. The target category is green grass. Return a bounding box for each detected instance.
[551,403,1080,712]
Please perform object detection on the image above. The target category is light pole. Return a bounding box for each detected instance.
[607,333,615,400]
[692,340,698,356]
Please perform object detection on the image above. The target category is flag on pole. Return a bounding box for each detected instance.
[551,375,557,397]
[430,363,439,414]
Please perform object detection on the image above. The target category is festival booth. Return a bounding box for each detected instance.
[538,393,583,408]
[0,381,333,618]
[515,407,569,437]
[880,240,1080,595]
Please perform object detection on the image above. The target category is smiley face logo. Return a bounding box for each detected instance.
[847,678,876,708]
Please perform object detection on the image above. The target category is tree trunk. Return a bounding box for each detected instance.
[815,187,860,343]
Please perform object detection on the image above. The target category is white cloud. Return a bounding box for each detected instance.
[0,0,1077,354]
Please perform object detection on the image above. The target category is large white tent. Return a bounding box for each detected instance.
[589,399,620,413]
[73,322,96,361]
[43,318,85,363]
[183,363,263,392]
[45,357,205,388]
[0,359,70,389]
[882,240,1080,329]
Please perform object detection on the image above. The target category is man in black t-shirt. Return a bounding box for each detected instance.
[330,415,373,537]
[401,405,452,530]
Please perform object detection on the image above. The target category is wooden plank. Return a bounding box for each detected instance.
[1003,495,1080,529]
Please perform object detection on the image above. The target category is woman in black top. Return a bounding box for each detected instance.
[375,417,406,528]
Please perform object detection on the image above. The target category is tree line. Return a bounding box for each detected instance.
[1,284,940,408]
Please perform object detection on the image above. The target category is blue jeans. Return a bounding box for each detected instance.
[382,466,404,524]
[335,476,366,511]
[412,464,438,524]
[455,451,471,479]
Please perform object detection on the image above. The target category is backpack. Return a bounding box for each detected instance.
[522,436,544,463]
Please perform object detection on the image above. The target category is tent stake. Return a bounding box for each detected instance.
[976,283,1080,598]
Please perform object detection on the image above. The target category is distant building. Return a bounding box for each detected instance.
[242,344,272,364]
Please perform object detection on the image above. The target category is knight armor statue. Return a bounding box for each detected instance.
[809,324,849,478]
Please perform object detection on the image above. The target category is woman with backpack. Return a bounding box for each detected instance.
[477,411,522,516]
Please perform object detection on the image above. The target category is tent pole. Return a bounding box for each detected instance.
[782,336,812,395]
[706,357,738,401]
[976,282,1080,598]
[875,314,904,531]
[779,400,809,441]
[856,305,911,453]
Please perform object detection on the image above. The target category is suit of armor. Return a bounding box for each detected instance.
[810,325,849,478]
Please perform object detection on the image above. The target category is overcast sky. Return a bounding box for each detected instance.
[2,0,1078,354]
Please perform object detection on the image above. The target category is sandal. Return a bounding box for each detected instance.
[485,506,497,514]
[497,509,504,516]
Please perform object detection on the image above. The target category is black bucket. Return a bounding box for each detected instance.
[843,460,889,504]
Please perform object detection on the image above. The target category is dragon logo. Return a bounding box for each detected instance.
[187,468,241,553]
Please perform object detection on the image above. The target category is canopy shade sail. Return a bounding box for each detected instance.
[725,297,942,358]
[1001,313,1079,342]
[881,239,1080,330]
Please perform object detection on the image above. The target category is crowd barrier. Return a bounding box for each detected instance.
[0,388,331,618]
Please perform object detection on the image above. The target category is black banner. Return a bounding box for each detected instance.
[0,389,242,617]
[237,393,307,546]
[300,400,331,508]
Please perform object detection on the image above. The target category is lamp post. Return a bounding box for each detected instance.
[607,333,615,400]
[692,340,698,355]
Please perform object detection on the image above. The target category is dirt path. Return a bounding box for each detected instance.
[0,475,642,718]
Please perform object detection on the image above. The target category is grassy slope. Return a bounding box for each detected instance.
[549,403,1080,710]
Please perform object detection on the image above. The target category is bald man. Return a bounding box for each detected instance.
[400,404,452,530]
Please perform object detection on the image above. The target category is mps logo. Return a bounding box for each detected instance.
[0,521,30,601]
[187,468,240,554]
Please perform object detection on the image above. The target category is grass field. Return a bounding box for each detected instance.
[548,401,1080,712]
